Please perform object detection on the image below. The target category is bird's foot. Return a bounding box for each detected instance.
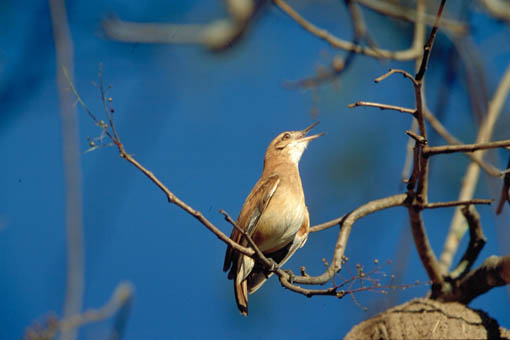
[284,269,296,284]
[267,258,279,273]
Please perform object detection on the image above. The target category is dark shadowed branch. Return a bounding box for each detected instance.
[440,256,510,304]
[449,206,486,280]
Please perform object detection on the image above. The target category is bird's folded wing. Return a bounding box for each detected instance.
[223,175,280,273]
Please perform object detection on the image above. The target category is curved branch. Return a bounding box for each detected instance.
[293,194,408,285]
[356,0,467,35]
[272,0,424,61]
[310,214,346,233]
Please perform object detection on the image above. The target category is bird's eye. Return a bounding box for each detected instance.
[282,133,291,140]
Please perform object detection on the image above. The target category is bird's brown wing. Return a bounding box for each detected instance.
[223,174,280,275]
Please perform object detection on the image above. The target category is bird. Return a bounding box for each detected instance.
[223,122,324,316]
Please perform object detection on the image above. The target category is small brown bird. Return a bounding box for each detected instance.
[223,122,324,315]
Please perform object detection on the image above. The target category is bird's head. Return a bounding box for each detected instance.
[265,122,325,165]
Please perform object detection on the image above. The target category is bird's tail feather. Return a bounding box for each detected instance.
[234,256,254,316]
[234,279,248,316]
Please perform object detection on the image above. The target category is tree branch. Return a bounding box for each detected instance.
[423,140,510,156]
[272,0,424,61]
[356,0,467,35]
[407,202,444,286]
[117,146,255,258]
[449,206,486,280]
[293,194,408,285]
[49,1,84,339]
[422,199,492,209]
[348,101,416,115]
[415,0,446,81]
[422,109,502,177]
[310,214,347,233]
[440,64,510,272]
[441,256,510,304]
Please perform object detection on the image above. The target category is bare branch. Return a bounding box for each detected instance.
[422,109,501,177]
[272,0,424,61]
[449,206,486,280]
[293,194,408,285]
[310,214,346,233]
[348,101,416,115]
[103,0,260,51]
[423,140,510,156]
[408,202,444,286]
[401,1,448,288]
[58,283,133,333]
[118,147,255,258]
[25,283,133,340]
[284,0,374,89]
[406,130,427,144]
[422,199,492,209]
[415,0,446,81]
[49,1,84,339]
[356,0,467,35]
[374,68,418,86]
[442,256,510,304]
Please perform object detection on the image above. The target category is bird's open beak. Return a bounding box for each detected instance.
[299,122,326,142]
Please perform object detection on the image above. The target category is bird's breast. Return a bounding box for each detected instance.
[252,190,307,253]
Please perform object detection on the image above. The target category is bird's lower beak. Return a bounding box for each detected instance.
[299,122,325,142]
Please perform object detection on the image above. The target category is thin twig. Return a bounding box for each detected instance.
[348,101,416,115]
[422,199,492,209]
[422,109,501,177]
[415,0,446,81]
[423,140,510,156]
[406,130,427,144]
[65,75,255,259]
[400,0,426,186]
[310,214,346,233]
[117,146,255,258]
[374,68,418,86]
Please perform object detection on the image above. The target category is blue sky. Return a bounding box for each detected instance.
[2,1,510,339]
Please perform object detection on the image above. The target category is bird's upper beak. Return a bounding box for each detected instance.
[298,122,326,142]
